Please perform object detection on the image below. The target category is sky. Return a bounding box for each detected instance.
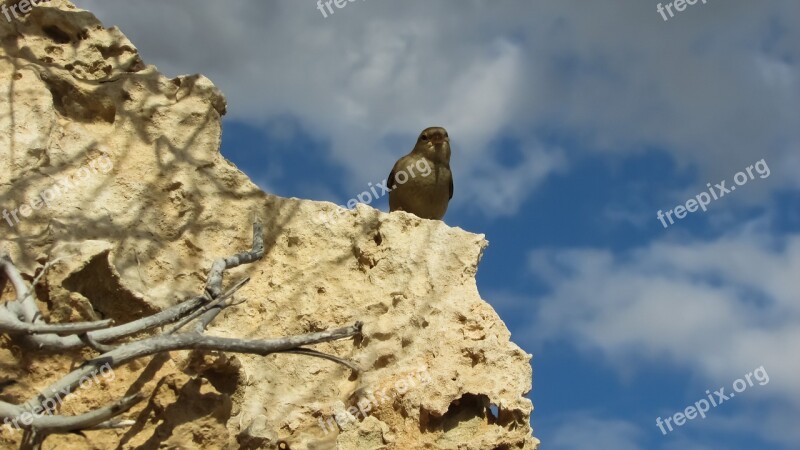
[73,1,800,448]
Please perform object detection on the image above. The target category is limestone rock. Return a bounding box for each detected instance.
[0,1,538,449]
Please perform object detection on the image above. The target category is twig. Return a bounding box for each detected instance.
[0,306,113,335]
[133,249,148,290]
[27,256,70,298]
[196,221,264,332]
[84,419,136,430]
[21,321,363,413]
[0,253,43,325]
[2,393,143,433]
[5,295,208,350]
[166,277,250,335]
[78,332,117,353]
[283,348,361,373]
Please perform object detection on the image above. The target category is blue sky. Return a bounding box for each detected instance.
[77,1,800,448]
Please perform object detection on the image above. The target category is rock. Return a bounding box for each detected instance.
[0,1,538,448]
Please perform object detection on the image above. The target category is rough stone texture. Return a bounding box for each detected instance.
[0,1,538,449]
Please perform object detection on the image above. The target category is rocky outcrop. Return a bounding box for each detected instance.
[0,1,538,448]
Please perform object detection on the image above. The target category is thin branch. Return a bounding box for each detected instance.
[28,257,70,296]
[4,221,264,350]
[22,321,363,413]
[166,277,250,335]
[228,298,247,307]
[0,253,43,325]
[8,295,207,351]
[78,332,117,353]
[6,394,143,434]
[133,249,148,290]
[83,419,136,430]
[0,307,113,336]
[197,221,264,332]
[204,221,264,298]
[283,348,361,373]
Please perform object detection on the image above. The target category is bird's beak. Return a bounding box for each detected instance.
[431,136,446,146]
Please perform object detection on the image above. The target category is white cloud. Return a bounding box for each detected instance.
[70,0,800,216]
[530,228,800,393]
[463,143,566,216]
[542,414,737,450]
[546,416,643,450]
[527,222,800,445]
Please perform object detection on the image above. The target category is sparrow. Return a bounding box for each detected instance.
[388,127,453,220]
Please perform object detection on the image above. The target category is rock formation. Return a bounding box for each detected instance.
[0,1,538,448]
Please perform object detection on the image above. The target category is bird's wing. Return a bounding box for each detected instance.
[449,172,454,199]
[388,158,403,190]
[387,167,397,190]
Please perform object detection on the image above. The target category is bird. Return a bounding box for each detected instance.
[387,126,453,220]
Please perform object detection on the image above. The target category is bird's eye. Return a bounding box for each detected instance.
[444,132,448,138]
[421,135,429,141]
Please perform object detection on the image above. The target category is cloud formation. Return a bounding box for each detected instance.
[73,0,800,216]
[529,220,800,445]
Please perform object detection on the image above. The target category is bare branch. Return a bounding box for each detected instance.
[4,221,264,350]
[204,221,264,298]
[166,276,250,335]
[197,221,264,331]
[83,419,136,430]
[0,253,44,325]
[28,257,70,295]
[3,393,143,434]
[78,332,117,353]
[0,307,113,336]
[283,348,361,373]
[8,295,208,351]
[22,321,362,413]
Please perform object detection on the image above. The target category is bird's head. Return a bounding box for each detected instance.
[413,126,450,164]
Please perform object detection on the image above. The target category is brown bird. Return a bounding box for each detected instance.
[388,126,453,220]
